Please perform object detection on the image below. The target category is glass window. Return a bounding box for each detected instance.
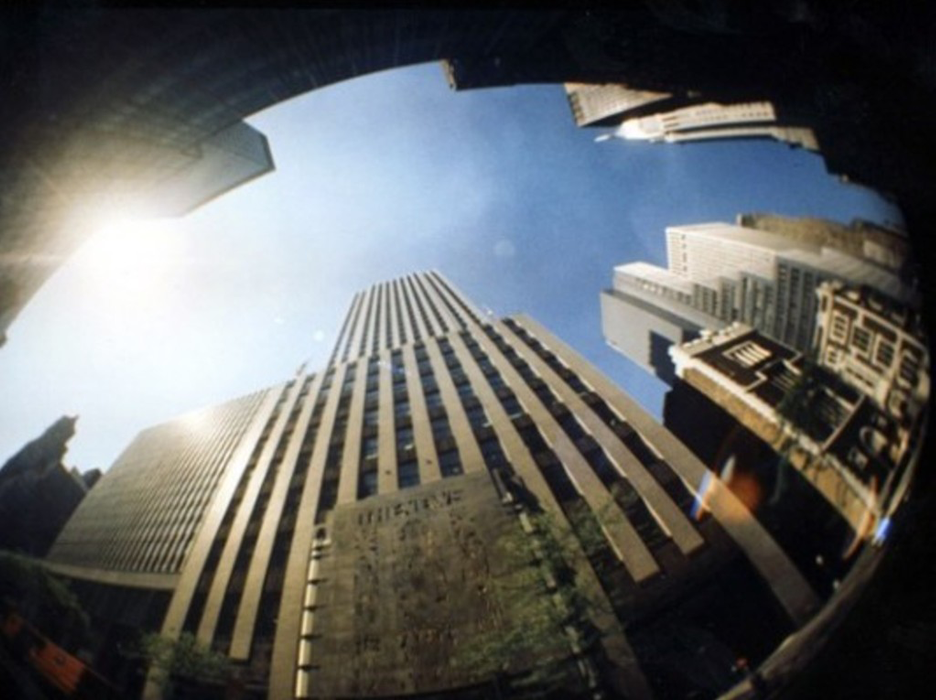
[559,414,586,441]
[439,449,463,477]
[876,340,895,368]
[852,326,872,353]
[398,459,420,489]
[831,312,849,343]
[480,438,508,469]
[431,415,451,441]
[899,353,920,384]
[358,470,378,498]
[362,435,378,459]
[425,392,443,410]
[466,405,489,430]
[396,426,415,451]
[501,394,524,419]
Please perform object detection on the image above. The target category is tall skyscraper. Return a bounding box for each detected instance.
[602,221,916,384]
[47,272,818,700]
[613,101,819,150]
[563,83,676,127]
[560,83,818,151]
[0,415,92,557]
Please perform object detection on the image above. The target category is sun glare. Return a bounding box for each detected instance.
[71,217,185,311]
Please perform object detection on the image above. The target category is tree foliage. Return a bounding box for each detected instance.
[451,507,605,698]
[129,631,230,693]
[775,359,825,443]
[0,550,89,646]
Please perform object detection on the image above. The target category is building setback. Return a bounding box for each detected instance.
[563,83,677,127]
[561,83,818,150]
[613,101,819,151]
[602,220,916,384]
[47,272,819,700]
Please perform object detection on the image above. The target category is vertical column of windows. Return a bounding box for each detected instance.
[315,364,355,522]
[424,273,468,331]
[330,293,358,366]
[245,374,325,681]
[358,358,381,498]
[400,342,444,487]
[212,380,307,654]
[183,386,293,636]
[370,284,383,356]
[408,275,439,337]
[403,276,429,341]
[380,282,392,350]
[358,288,376,358]
[418,273,458,331]
[393,352,417,487]
[392,341,419,489]
[413,273,448,334]
[392,280,407,346]
[418,341,463,477]
[401,277,422,343]
[336,360,370,506]
[341,293,365,363]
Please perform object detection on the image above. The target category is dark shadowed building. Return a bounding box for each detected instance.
[4,7,936,348]
[0,415,91,557]
[669,324,918,536]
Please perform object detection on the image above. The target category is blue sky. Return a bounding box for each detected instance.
[0,63,902,471]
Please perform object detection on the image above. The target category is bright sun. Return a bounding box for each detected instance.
[71,217,185,312]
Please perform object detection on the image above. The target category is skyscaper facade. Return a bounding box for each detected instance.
[602,221,916,384]
[48,272,818,700]
[615,101,819,150]
[563,83,675,127]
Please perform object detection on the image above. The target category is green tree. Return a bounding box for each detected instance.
[0,550,90,648]
[775,358,825,441]
[452,506,608,699]
[770,358,827,504]
[126,632,230,699]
